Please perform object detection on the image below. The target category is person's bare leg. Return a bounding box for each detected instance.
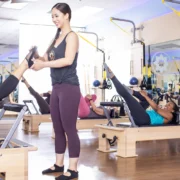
[56,154,64,167]
[11,59,28,80]
[62,158,78,177]
[69,158,78,171]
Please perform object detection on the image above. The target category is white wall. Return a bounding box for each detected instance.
[87,18,132,101]
[140,12,180,45]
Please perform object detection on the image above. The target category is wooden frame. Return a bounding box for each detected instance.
[22,114,51,132]
[0,139,37,180]
[52,118,129,139]
[96,124,180,158]
[22,113,129,134]
[5,111,18,116]
[2,111,18,119]
[76,118,129,130]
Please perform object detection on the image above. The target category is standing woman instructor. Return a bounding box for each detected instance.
[31,3,80,180]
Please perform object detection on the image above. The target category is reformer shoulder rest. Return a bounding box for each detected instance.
[3,104,27,112]
[100,102,123,107]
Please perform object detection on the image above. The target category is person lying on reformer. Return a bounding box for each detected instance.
[21,77,51,114]
[19,82,121,119]
[78,94,121,119]
[78,91,153,119]
[103,63,179,126]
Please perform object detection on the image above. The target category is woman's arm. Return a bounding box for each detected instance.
[140,91,173,121]
[31,33,79,71]
[86,95,104,116]
[90,100,104,116]
[9,94,16,104]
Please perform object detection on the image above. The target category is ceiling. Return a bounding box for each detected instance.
[0,0,180,64]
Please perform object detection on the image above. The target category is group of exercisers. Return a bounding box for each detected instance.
[0,2,178,180]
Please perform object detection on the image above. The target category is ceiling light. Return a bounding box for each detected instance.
[11,0,37,2]
[1,1,28,9]
[73,6,104,18]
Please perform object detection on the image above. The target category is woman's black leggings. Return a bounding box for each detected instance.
[112,76,151,126]
[133,91,152,110]
[28,87,50,114]
[0,75,19,101]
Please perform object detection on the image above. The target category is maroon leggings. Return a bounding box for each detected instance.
[50,83,81,158]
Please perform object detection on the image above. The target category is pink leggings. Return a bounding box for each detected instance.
[78,94,97,118]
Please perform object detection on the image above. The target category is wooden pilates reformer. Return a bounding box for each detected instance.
[22,100,129,134]
[96,101,180,158]
[0,104,37,180]
[51,116,129,139]
[22,100,51,132]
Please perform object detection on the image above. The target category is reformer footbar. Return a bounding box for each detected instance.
[0,104,27,149]
[23,100,39,114]
[100,100,138,127]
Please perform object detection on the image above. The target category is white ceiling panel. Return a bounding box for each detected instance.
[0,0,150,61]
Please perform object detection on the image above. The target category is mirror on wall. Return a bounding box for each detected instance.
[0,19,19,103]
[0,45,19,103]
[147,39,180,93]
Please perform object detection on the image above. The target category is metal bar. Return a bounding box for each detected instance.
[0,109,5,120]
[1,106,27,149]
[165,0,180,4]
[102,107,113,126]
[77,31,99,51]
[111,17,136,43]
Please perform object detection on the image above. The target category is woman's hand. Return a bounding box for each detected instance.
[140,90,148,97]
[29,46,39,58]
[86,94,92,100]
[31,59,45,71]
[48,91,52,95]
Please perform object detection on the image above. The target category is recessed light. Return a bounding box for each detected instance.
[1,1,28,10]
[73,6,104,18]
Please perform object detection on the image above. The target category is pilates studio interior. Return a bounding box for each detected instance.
[1,0,180,180]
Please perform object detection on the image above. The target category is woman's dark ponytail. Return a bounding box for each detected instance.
[46,28,61,53]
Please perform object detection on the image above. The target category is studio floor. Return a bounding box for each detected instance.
[11,123,180,180]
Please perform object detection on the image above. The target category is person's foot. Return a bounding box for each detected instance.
[103,63,114,79]
[42,164,64,175]
[55,169,78,180]
[25,46,37,68]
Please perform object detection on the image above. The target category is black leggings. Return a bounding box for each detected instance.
[133,91,152,110]
[28,87,50,114]
[50,83,80,158]
[0,75,19,101]
[112,76,151,126]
